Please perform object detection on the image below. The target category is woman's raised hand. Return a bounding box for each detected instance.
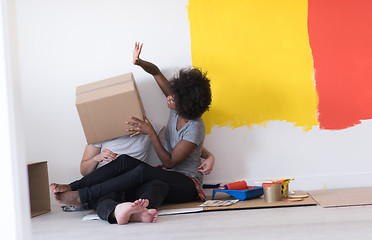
[133,42,143,65]
[126,115,156,138]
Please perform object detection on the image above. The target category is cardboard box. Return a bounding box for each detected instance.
[28,161,51,217]
[76,73,145,144]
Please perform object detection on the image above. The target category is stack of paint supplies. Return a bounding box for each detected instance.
[261,179,308,202]
[210,179,309,202]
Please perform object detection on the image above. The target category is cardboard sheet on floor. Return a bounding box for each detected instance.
[82,191,316,220]
[308,187,372,208]
[158,191,316,215]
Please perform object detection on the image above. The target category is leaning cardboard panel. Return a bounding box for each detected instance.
[76,73,145,144]
[28,161,51,217]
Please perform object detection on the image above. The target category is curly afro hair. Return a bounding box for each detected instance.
[170,68,212,120]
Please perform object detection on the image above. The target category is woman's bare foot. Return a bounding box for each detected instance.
[50,183,71,193]
[53,191,81,207]
[130,208,159,223]
[114,199,157,225]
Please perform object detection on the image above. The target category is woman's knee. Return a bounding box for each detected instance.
[126,164,147,183]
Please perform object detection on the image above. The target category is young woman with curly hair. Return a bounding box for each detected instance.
[50,42,213,225]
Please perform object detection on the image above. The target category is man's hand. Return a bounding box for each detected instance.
[94,149,118,162]
[133,42,143,65]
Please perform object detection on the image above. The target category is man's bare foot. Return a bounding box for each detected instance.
[54,191,81,207]
[130,208,159,223]
[114,199,155,225]
[50,183,71,193]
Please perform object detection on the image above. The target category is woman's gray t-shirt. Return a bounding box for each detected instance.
[163,109,205,186]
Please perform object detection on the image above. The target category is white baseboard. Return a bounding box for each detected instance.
[203,171,372,192]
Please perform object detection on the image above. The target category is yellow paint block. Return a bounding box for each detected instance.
[188,0,319,133]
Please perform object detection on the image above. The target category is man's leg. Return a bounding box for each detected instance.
[94,192,123,223]
[86,164,197,204]
[62,163,197,205]
[69,154,144,190]
[94,193,158,225]
[78,164,147,203]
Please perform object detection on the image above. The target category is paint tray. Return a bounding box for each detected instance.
[212,186,264,201]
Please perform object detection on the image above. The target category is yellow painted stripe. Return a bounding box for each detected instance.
[188,0,319,133]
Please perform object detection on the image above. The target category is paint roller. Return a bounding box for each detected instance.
[223,180,247,190]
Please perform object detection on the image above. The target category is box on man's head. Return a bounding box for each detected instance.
[76,72,144,144]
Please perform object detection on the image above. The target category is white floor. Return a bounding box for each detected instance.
[31,204,372,240]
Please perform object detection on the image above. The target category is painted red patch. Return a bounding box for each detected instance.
[308,0,372,129]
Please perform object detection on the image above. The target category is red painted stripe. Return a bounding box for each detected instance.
[308,0,372,129]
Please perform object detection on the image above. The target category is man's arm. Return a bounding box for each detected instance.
[80,145,117,176]
[133,42,172,97]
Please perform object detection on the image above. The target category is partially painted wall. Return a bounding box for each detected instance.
[188,0,372,132]
[189,0,318,132]
[15,0,372,193]
[309,0,372,130]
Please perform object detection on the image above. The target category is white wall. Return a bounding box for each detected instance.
[14,0,372,202]
[16,0,191,184]
[1,0,30,239]
[204,121,372,191]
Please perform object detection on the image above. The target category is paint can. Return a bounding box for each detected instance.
[275,178,293,199]
[279,180,289,199]
[262,182,282,202]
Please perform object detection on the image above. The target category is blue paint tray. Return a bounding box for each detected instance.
[212,186,264,201]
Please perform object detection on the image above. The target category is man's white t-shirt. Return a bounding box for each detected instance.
[92,123,163,169]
